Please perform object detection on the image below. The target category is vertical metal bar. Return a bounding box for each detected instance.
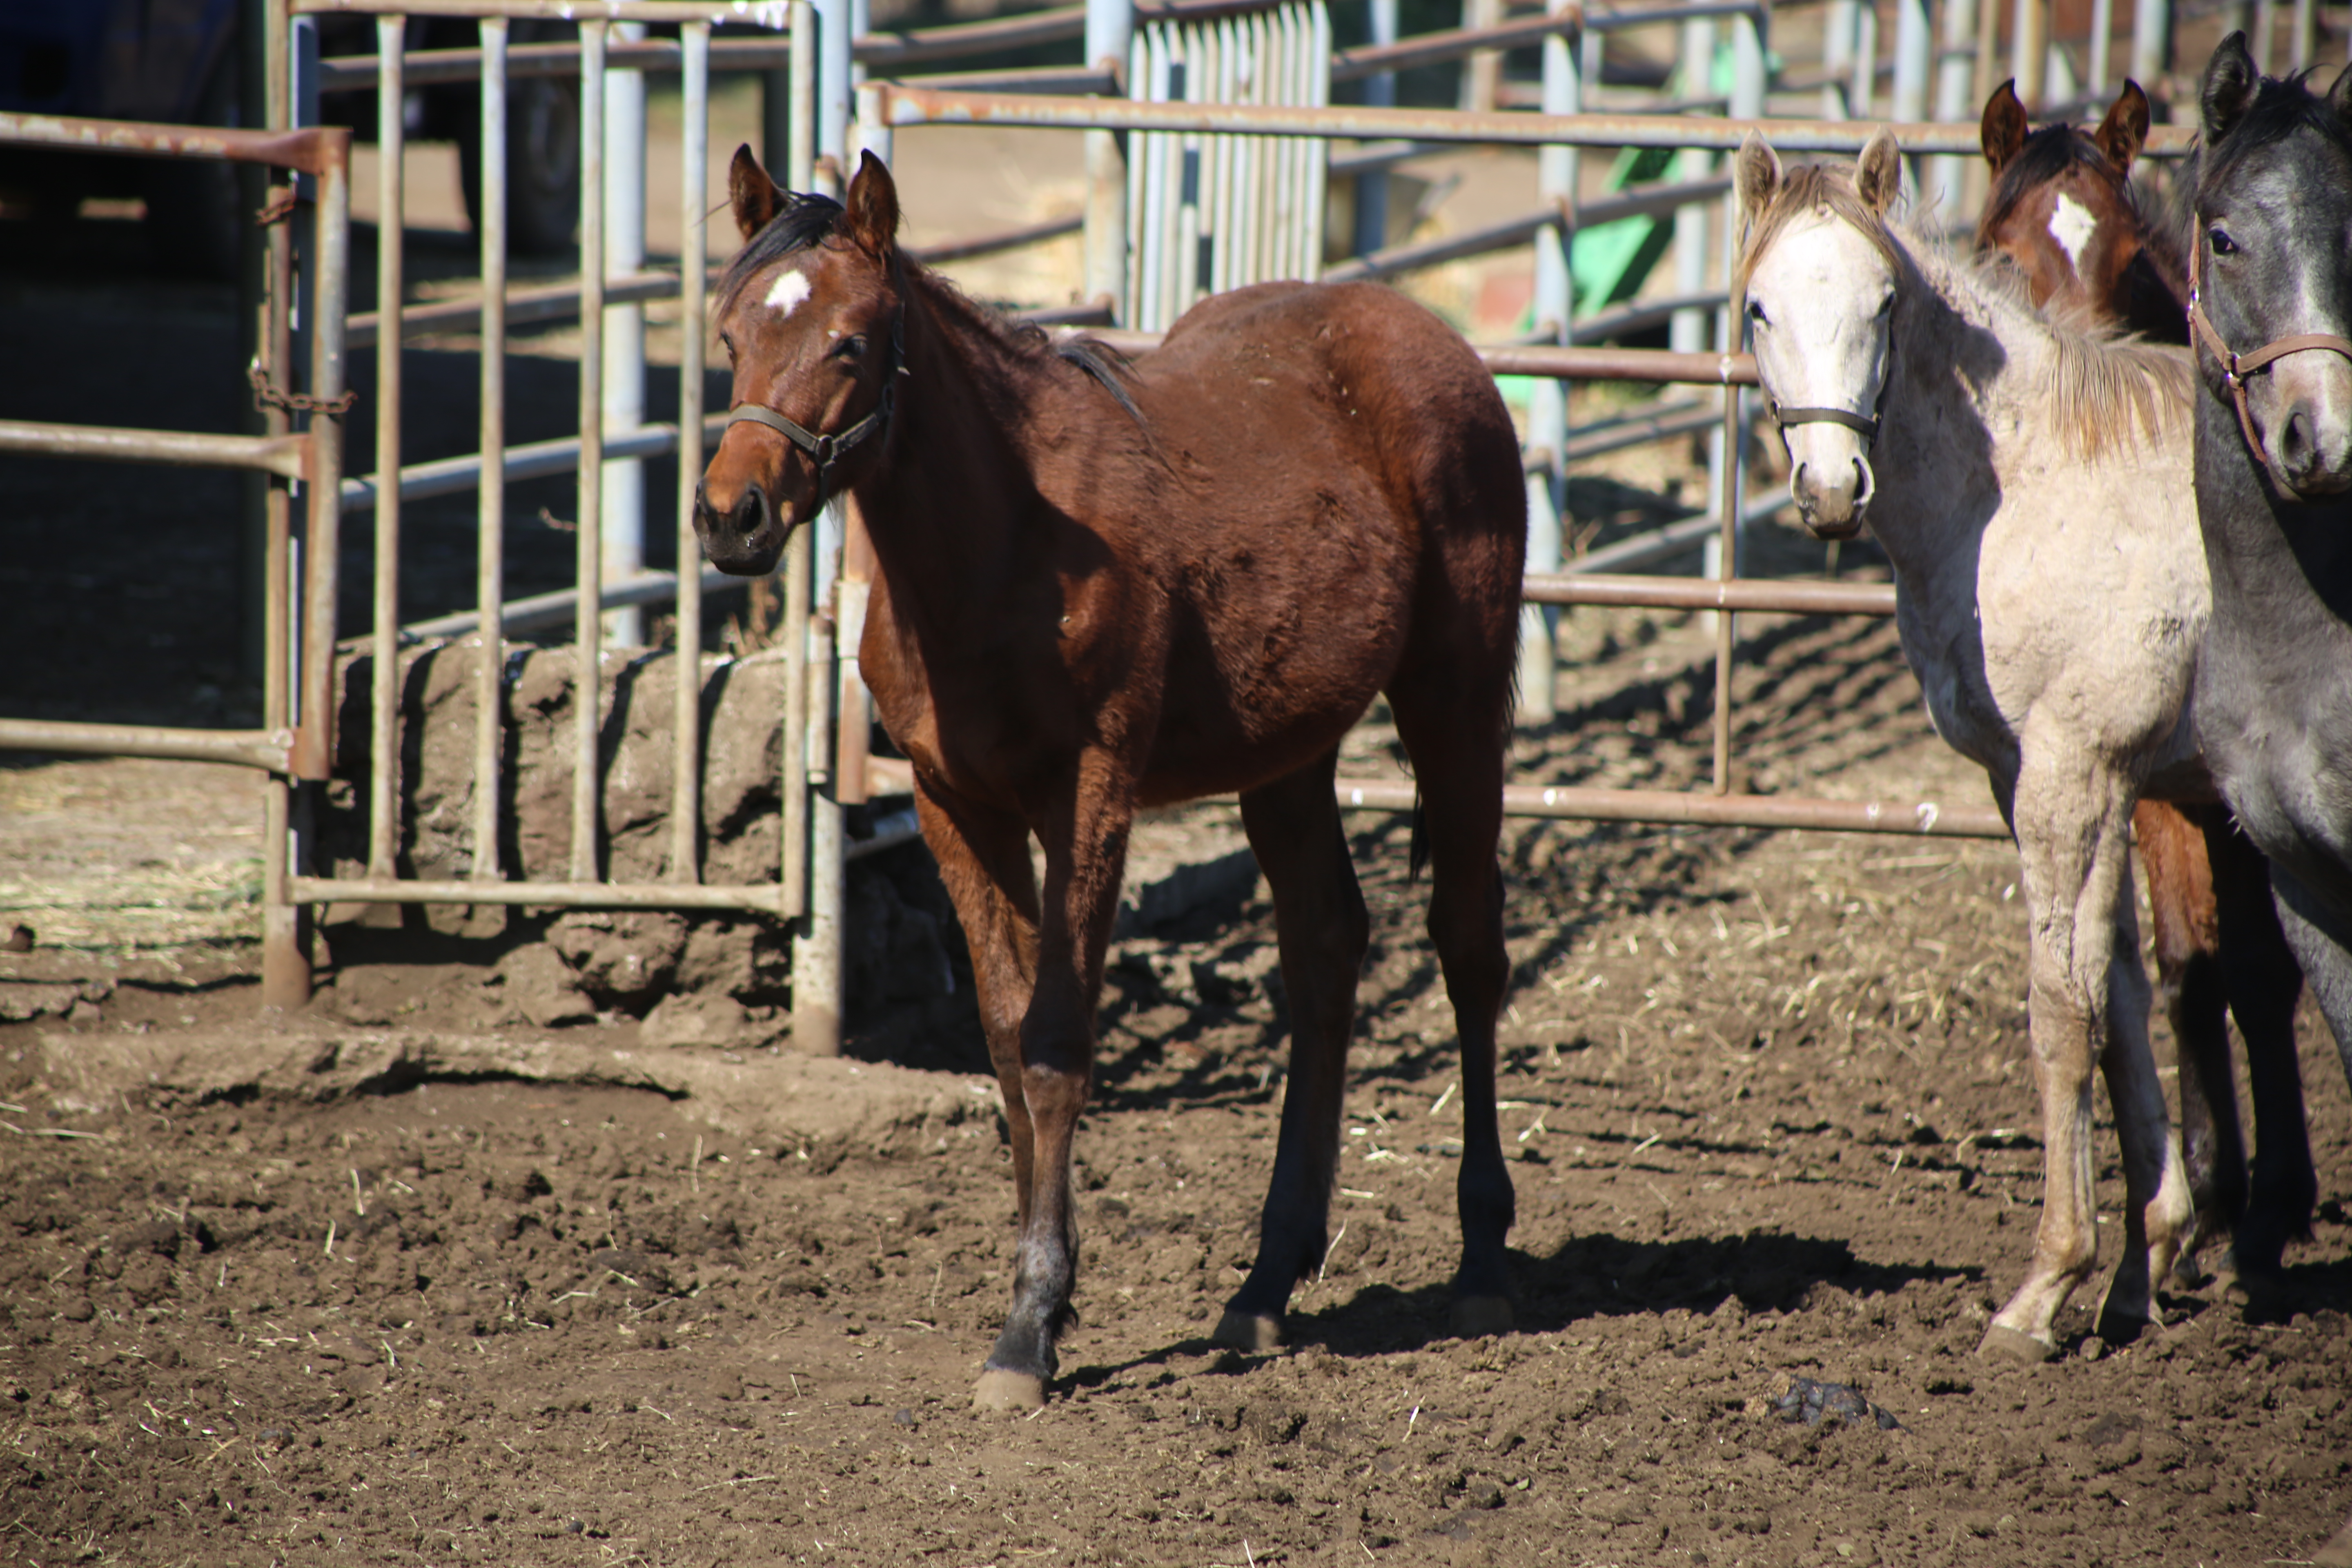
[604,20,648,649]
[2131,0,2171,86]
[1931,0,1979,222]
[795,520,840,1054]
[781,522,811,920]
[2013,0,2047,108]
[572,19,608,884]
[1671,18,1713,359]
[1714,0,1765,794]
[1304,0,1328,281]
[817,0,852,187]
[1520,0,1577,728]
[1893,0,1931,122]
[261,0,304,1010]
[1975,0,2004,120]
[1460,0,1501,111]
[473,17,508,887]
[788,0,816,192]
[298,140,349,787]
[1085,0,1134,318]
[1128,27,1152,314]
[673,20,710,886]
[1354,0,1396,259]
[835,508,873,808]
[1851,2,1878,117]
[2292,0,2315,69]
[1824,0,1855,118]
[854,81,893,166]
[368,17,404,882]
[2089,0,2114,91]
[2252,0,2274,72]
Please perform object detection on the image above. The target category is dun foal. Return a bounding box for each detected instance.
[695,150,1528,1408]
[1977,79,2315,1296]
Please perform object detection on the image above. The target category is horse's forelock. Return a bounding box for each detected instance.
[1735,161,1904,298]
[714,193,848,318]
[1978,125,2130,244]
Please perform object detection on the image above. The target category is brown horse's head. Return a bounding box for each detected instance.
[695,148,904,576]
[1975,80,2177,336]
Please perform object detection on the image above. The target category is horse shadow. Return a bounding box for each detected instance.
[1064,1228,1980,1386]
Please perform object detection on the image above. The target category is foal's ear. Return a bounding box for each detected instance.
[2095,80,2152,176]
[729,144,788,243]
[1735,133,1784,225]
[843,150,901,262]
[2201,31,2261,145]
[1855,128,1903,216]
[1980,80,2028,173]
[2329,57,2352,122]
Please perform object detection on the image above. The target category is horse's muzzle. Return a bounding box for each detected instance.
[692,478,790,577]
[2267,365,2352,499]
[1791,453,1874,540]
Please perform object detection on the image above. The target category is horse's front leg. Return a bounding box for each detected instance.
[972,758,1137,1412]
[1982,755,2191,1361]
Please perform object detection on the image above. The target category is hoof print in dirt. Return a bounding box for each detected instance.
[1751,1374,1902,1432]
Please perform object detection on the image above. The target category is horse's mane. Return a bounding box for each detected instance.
[1740,158,2189,460]
[716,192,1146,429]
[2202,67,2352,185]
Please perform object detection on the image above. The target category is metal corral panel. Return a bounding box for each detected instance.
[1126,0,1328,331]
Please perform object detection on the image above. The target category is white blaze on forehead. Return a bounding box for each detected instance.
[764,267,813,317]
[2048,193,2097,273]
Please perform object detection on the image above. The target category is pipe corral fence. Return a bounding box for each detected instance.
[0,0,2321,1039]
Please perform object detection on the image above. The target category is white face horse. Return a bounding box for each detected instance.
[1736,133,1906,540]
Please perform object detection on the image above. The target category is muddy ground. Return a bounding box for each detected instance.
[5,597,2352,1568]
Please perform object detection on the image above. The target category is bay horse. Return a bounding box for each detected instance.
[2180,38,2352,1566]
[1977,78,2317,1298]
[693,149,1527,1409]
[1737,130,2205,1360]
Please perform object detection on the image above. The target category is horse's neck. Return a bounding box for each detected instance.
[1857,249,2017,579]
[853,287,1054,590]
[2197,396,2352,635]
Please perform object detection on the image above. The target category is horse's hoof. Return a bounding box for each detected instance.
[2225,1265,2290,1323]
[1450,1295,1514,1338]
[1213,1310,1283,1353]
[2312,1515,2352,1568]
[972,1369,1046,1412]
[1977,1324,2058,1364]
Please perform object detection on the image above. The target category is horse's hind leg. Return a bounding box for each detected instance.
[1385,680,1516,1334]
[2134,800,2245,1278]
[1214,750,1370,1352]
[2205,815,2313,1305]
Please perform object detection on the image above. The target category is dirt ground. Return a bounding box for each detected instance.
[5,594,2352,1568]
[7,51,2352,1567]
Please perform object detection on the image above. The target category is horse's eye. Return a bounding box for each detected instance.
[1747,300,1768,325]
[2209,227,2238,256]
[835,334,868,361]
[1873,294,1894,318]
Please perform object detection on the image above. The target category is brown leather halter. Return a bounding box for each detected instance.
[2187,236,2352,462]
[725,312,904,512]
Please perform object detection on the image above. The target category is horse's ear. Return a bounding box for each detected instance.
[1980,80,2028,173]
[2329,57,2352,122]
[2201,32,2261,145]
[2096,80,2152,175]
[843,150,900,261]
[1855,128,1902,216]
[729,144,786,243]
[1735,133,1784,226]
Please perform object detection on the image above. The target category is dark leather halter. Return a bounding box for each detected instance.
[2187,237,2352,462]
[1769,399,1883,446]
[725,313,904,512]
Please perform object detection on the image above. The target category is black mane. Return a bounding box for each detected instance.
[1982,122,2133,238]
[717,192,1147,430]
[2203,67,2352,187]
[715,192,847,316]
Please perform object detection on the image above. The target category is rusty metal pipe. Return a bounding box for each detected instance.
[572,18,608,883]
[0,111,349,173]
[287,875,786,913]
[0,719,294,773]
[672,20,710,887]
[0,421,309,476]
[369,15,405,879]
[294,135,350,784]
[1327,777,2009,837]
[872,85,2199,154]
